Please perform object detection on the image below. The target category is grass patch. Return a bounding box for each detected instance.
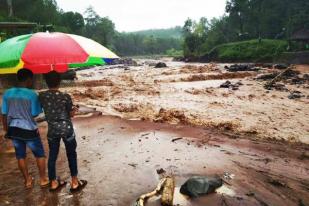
[208,39,288,62]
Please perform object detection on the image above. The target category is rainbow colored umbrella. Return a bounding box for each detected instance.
[0,32,119,74]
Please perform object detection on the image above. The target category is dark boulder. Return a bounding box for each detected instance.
[180,176,223,198]
[173,56,185,62]
[264,83,288,91]
[112,58,138,66]
[225,64,260,72]
[155,62,167,68]
[61,70,77,80]
[274,64,288,70]
[220,81,232,88]
[220,80,242,90]
[288,91,304,99]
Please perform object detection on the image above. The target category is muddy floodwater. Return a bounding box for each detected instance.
[0,59,308,206]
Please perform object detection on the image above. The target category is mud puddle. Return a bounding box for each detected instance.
[0,115,308,206]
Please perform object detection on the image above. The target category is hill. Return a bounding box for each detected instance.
[131,26,182,39]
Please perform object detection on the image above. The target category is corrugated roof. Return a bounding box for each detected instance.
[290,29,309,41]
[0,22,37,29]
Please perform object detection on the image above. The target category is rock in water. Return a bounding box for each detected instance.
[288,91,304,99]
[112,58,138,66]
[220,81,241,90]
[61,70,77,80]
[180,176,223,198]
[220,81,232,88]
[155,62,167,68]
[225,64,260,72]
[274,64,288,70]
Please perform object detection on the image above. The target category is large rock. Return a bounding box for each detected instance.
[224,64,260,72]
[220,80,243,90]
[288,91,304,99]
[111,58,138,66]
[61,70,77,80]
[155,62,167,68]
[274,64,288,70]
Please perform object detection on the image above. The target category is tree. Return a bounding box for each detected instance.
[226,0,248,35]
[84,6,100,26]
[62,12,84,33]
[183,18,193,36]
[83,7,115,47]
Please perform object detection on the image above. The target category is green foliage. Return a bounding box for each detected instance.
[182,18,209,57]
[209,39,288,62]
[132,27,182,39]
[182,0,309,61]
[165,48,183,57]
[113,32,182,56]
[0,1,182,56]
[61,12,84,34]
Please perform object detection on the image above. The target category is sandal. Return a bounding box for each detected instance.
[40,181,50,188]
[49,177,67,192]
[70,180,87,193]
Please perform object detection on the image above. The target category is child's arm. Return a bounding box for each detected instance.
[2,114,7,132]
[66,94,77,117]
[31,92,42,117]
[1,93,8,132]
[70,105,78,117]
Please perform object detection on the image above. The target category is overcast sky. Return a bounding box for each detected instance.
[56,0,227,32]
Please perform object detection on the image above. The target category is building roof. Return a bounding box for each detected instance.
[0,22,37,29]
[290,29,309,41]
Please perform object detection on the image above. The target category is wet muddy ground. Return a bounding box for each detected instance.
[0,115,308,206]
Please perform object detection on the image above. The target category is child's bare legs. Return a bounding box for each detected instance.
[17,158,33,188]
[36,157,49,186]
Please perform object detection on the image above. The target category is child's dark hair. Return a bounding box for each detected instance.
[44,71,61,88]
[17,69,33,82]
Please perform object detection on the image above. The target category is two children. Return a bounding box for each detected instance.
[1,69,87,192]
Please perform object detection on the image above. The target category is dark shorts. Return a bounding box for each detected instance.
[7,127,45,159]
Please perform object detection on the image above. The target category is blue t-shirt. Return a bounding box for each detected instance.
[1,87,42,130]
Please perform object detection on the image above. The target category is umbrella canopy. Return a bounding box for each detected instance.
[0,32,119,74]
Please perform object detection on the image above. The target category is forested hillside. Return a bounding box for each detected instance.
[182,0,309,59]
[132,27,182,39]
[0,0,182,56]
[1,0,308,59]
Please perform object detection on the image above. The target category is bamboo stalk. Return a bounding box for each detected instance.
[135,178,167,206]
[161,176,175,206]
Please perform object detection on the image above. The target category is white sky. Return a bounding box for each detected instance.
[56,0,227,32]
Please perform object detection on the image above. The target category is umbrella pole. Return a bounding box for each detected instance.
[33,74,44,90]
